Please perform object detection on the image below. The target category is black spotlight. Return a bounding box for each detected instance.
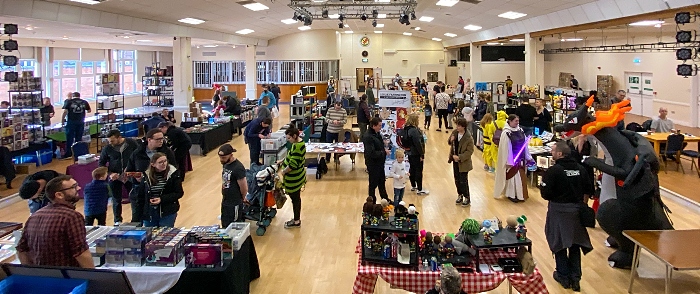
[3,40,17,51]
[676,30,693,43]
[676,48,694,60]
[338,22,344,29]
[677,64,695,77]
[3,55,17,66]
[361,14,368,21]
[676,12,692,24]
[304,17,312,26]
[3,71,17,83]
[339,14,345,21]
[322,10,329,18]
[398,13,406,24]
[293,12,298,19]
[410,12,416,20]
[372,10,378,18]
[372,19,377,27]
[3,24,18,35]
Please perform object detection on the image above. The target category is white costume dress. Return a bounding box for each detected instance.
[493,125,533,200]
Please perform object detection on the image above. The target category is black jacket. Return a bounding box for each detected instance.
[126,143,177,174]
[406,126,425,157]
[99,138,140,174]
[165,126,192,153]
[362,128,386,167]
[540,156,594,203]
[141,165,183,218]
[357,101,370,123]
[225,97,242,115]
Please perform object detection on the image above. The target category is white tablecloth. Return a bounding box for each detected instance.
[103,260,186,294]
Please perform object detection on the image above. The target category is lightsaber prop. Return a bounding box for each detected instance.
[512,135,532,164]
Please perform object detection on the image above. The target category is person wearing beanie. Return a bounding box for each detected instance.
[19,170,61,214]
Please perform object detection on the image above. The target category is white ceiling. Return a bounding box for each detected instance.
[36,0,598,41]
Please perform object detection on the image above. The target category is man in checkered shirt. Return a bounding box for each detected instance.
[16,175,94,268]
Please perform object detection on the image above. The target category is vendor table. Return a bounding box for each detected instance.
[306,142,365,154]
[465,228,532,272]
[65,160,128,200]
[625,230,700,294]
[642,132,700,155]
[352,242,547,294]
[185,123,232,155]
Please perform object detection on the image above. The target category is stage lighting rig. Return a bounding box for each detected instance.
[2,40,18,51]
[338,22,344,29]
[372,19,377,27]
[675,12,692,24]
[676,30,694,43]
[676,48,694,60]
[677,64,696,77]
[4,72,17,83]
[2,55,17,66]
[361,13,367,21]
[288,0,417,21]
[2,24,18,35]
[322,10,329,18]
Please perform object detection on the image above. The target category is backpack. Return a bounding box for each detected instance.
[318,158,328,175]
[397,126,414,150]
[492,122,503,146]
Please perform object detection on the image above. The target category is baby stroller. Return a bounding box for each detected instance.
[333,129,358,170]
[244,163,280,236]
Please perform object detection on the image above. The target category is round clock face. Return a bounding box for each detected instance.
[360,36,370,47]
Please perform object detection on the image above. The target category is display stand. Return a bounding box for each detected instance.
[360,216,419,269]
[8,90,43,143]
[95,94,125,152]
[142,63,174,107]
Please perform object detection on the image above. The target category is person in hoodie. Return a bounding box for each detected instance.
[83,167,111,226]
[257,84,276,110]
[99,129,139,224]
[493,114,534,202]
[126,129,176,223]
[139,153,183,227]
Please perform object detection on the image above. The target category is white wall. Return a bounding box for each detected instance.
[191,46,245,61]
[544,38,692,125]
[265,30,339,60]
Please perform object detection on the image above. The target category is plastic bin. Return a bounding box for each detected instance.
[12,149,53,166]
[123,129,138,138]
[0,275,88,294]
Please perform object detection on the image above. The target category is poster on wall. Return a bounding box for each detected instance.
[642,76,653,96]
[378,90,411,175]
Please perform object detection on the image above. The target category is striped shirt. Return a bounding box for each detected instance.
[149,173,167,197]
[325,107,348,134]
[282,141,306,193]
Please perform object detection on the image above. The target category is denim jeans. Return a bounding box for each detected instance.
[143,212,177,227]
[554,245,582,282]
[393,188,405,207]
[64,121,84,156]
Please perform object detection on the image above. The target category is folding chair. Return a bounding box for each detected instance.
[662,133,685,174]
[681,143,700,178]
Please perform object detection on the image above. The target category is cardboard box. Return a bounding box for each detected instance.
[15,163,33,175]
[123,248,144,267]
[122,230,148,249]
[105,250,125,267]
[184,243,222,268]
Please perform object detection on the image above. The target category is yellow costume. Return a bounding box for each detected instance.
[482,111,508,169]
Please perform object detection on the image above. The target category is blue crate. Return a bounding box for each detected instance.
[123,129,139,138]
[119,121,139,132]
[12,149,53,166]
[0,275,88,294]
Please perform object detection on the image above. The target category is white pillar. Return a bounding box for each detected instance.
[173,37,192,107]
[245,45,257,100]
[691,74,699,128]
[525,33,545,95]
[469,43,482,82]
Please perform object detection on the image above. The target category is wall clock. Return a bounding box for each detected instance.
[360,36,370,47]
[362,50,369,57]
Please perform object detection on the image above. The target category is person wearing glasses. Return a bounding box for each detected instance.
[126,129,176,223]
[16,175,94,268]
[138,153,183,227]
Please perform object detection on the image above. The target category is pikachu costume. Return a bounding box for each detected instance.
[482,111,508,170]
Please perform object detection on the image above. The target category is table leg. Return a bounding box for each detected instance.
[508,280,513,294]
[654,141,660,156]
[475,250,481,272]
[665,264,672,294]
[628,244,640,293]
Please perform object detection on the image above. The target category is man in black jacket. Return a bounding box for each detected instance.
[540,141,594,292]
[158,122,192,180]
[362,117,389,201]
[224,95,242,115]
[270,83,281,110]
[357,94,371,140]
[99,129,139,224]
[125,129,176,223]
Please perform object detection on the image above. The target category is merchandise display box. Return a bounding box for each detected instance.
[184,243,223,268]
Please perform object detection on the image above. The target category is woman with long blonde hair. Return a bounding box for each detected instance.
[403,113,429,195]
[480,113,496,172]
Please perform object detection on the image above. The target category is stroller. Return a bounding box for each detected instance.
[243,163,281,236]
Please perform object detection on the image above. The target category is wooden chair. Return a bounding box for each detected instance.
[662,133,685,174]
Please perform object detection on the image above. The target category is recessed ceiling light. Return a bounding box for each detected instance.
[629,20,665,26]
[374,31,383,34]
[487,42,499,45]
[179,18,205,25]
[69,0,101,4]
[122,36,130,39]
[436,0,459,7]
[329,14,340,19]
[345,30,353,34]
[463,24,482,31]
[654,24,662,28]
[498,11,527,19]
[203,45,218,48]
[377,14,387,19]
[62,36,69,40]
[375,0,391,2]
[235,29,254,35]
[444,33,457,37]
[403,32,412,36]
[298,26,311,31]
[24,26,34,31]
[242,2,269,11]
[415,27,421,31]
[136,40,153,42]
[560,38,583,42]
[510,38,524,42]
[281,19,298,24]
[344,24,349,28]
[419,16,434,22]
[376,23,385,28]
[432,38,442,41]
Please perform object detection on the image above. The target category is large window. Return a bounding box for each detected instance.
[192,60,338,88]
[193,61,246,88]
[51,60,107,103]
[112,50,140,94]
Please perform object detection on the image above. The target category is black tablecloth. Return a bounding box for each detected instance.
[179,122,200,129]
[167,236,260,294]
[187,123,232,155]
[181,119,243,136]
[9,141,51,158]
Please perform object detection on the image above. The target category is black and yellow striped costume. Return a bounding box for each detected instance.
[281,141,306,193]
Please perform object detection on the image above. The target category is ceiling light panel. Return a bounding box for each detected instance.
[463,25,482,31]
[498,11,526,19]
[345,31,353,34]
[329,14,340,19]
[69,0,101,4]
[510,38,524,42]
[376,23,385,28]
[432,38,442,41]
[298,26,311,31]
[403,32,412,36]
[281,19,298,24]
[236,29,254,35]
[377,14,387,19]
[419,16,434,22]
[178,18,205,25]
[436,0,459,7]
[415,27,421,30]
[486,42,499,45]
[444,33,457,37]
[239,1,269,11]
[374,31,383,33]
[629,20,665,26]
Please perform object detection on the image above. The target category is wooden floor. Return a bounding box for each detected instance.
[2,108,700,294]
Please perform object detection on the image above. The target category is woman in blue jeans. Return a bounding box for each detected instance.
[139,153,183,227]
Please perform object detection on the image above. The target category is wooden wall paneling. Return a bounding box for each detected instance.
[194,83,329,103]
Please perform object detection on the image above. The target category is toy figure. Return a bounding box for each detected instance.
[364,236,372,249]
[371,204,383,226]
[363,196,375,225]
[406,204,419,220]
[442,236,456,259]
[506,215,518,229]
[432,235,442,256]
[480,220,496,244]
[395,201,408,217]
[380,199,394,220]
[422,231,433,252]
[516,215,528,241]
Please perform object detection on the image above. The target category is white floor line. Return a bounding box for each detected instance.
[659,186,700,215]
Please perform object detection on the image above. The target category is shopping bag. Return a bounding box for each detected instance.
[272,107,280,119]
[274,189,287,209]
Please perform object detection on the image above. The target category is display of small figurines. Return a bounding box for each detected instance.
[440,235,456,259]
[364,236,373,249]
[371,204,383,226]
[383,234,399,259]
[480,220,496,244]
[362,196,375,225]
[380,199,394,221]
[394,216,405,229]
[516,215,528,241]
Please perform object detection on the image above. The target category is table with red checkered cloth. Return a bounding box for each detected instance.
[352,241,548,294]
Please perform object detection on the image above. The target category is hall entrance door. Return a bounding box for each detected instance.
[356,68,374,92]
[625,72,654,117]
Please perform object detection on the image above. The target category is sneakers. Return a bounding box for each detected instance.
[284,220,301,228]
[483,165,490,171]
[553,271,571,289]
[571,280,581,292]
[114,222,122,226]
[417,190,430,195]
[410,186,417,192]
[462,197,471,206]
[455,195,463,204]
[488,167,495,173]
[435,129,441,132]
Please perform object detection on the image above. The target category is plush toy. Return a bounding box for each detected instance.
[480,220,496,244]
[380,199,394,220]
[506,215,518,229]
[431,235,442,256]
[422,231,433,249]
[516,215,528,241]
[461,218,481,234]
[362,197,375,225]
[395,201,408,217]
[406,206,418,220]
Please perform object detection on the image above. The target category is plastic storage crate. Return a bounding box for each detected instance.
[12,149,53,166]
[0,275,88,294]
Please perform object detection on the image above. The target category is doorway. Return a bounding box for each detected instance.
[625,72,655,117]
[356,68,374,92]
